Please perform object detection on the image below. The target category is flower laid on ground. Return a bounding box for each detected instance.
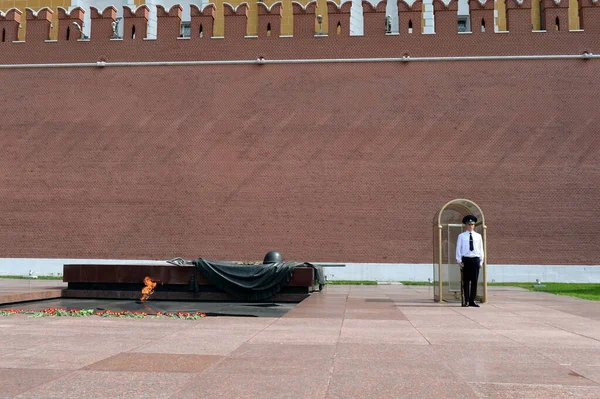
[155,311,207,320]
[0,308,206,319]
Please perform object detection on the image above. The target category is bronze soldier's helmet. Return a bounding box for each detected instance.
[263,250,283,264]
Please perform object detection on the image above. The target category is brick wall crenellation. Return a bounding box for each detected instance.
[0,0,599,56]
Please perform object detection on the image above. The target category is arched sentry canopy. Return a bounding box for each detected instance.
[433,199,487,303]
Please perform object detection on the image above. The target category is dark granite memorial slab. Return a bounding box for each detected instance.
[62,264,319,302]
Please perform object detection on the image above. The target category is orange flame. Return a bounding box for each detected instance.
[140,276,158,301]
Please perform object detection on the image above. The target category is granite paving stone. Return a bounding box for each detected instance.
[569,365,600,384]
[335,343,438,361]
[0,349,113,370]
[229,343,337,360]
[448,360,600,386]
[129,331,255,355]
[207,356,333,375]
[1,283,599,399]
[247,328,341,345]
[15,370,197,399]
[398,306,462,315]
[469,383,600,399]
[416,327,522,346]
[431,345,553,365]
[326,375,480,399]
[37,333,160,354]
[495,329,600,348]
[339,319,429,345]
[404,315,485,328]
[338,329,429,344]
[0,334,63,352]
[343,310,408,320]
[537,348,600,366]
[0,369,69,398]
[83,353,224,373]
[566,327,600,341]
[475,319,560,331]
[282,309,346,318]
[170,370,331,399]
[332,357,459,381]
[267,317,343,329]
[193,316,277,330]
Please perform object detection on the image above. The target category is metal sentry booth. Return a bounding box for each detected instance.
[433,199,487,303]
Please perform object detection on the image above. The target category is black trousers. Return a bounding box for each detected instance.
[462,257,480,304]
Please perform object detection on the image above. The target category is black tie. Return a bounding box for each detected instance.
[469,233,474,251]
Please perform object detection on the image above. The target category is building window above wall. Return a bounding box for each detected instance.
[458,16,470,33]
[180,21,191,38]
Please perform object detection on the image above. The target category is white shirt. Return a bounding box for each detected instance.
[456,230,484,265]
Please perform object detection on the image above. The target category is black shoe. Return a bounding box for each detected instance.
[462,303,467,307]
[469,303,480,307]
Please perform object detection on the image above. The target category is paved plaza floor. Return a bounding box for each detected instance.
[1,281,600,398]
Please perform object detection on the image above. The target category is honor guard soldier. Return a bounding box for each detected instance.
[456,215,484,307]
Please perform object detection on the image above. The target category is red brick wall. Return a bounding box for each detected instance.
[581,0,600,32]
[0,5,599,265]
[362,0,386,37]
[506,0,533,34]
[292,2,317,38]
[57,7,85,42]
[123,5,149,41]
[433,0,459,35]
[327,2,351,37]
[190,4,215,39]
[469,0,495,34]
[0,9,21,42]
[24,7,53,42]
[257,3,281,39]
[223,3,248,38]
[542,0,570,32]
[90,6,117,41]
[156,5,183,40]
[398,0,422,35]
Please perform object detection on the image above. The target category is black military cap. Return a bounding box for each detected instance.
[462,215,477,224]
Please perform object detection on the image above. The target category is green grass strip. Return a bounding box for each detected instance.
[489,282,600,301]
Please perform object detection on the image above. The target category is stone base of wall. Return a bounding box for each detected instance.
[2,258,599,283]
